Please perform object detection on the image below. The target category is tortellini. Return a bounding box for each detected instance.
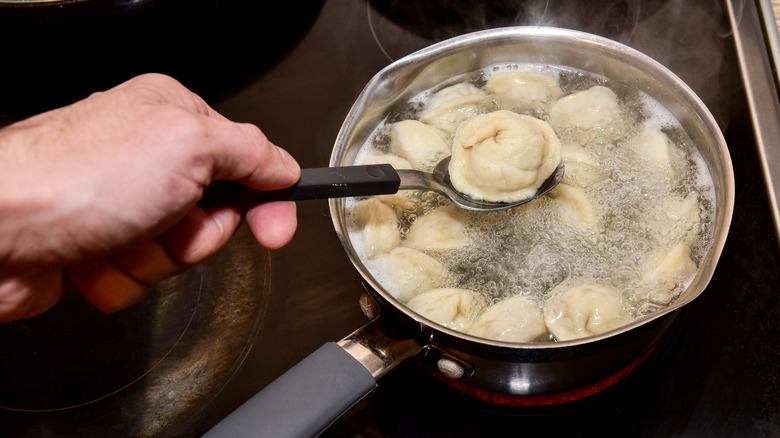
[419,83,495,137]
[628,125,675,171]
[448,110,562,203]
[559,142,603,186]
[548,85,627,142]
[389,120,450,171]
[643,243,697,285]
[387,247,448,303]
[664,194,702,244]
[406,288,482,331]
[467,295,546,342]
[375,193,418,214]
[359,148,412,170]
[644,193,702,245]
[485,71,563,116]
[404,206,469,250]
[351,198,400,258]
[544,283,633,341]
[549,183,597,230]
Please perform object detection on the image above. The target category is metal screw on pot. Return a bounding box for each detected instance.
[359,294,380,319]
[437,357,466,380]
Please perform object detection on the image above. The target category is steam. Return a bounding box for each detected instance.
[367,0,736,127]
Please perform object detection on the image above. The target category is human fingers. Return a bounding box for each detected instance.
[245,201,298,250]
[112,73,301,190]
[157,205,244,264]
[65,259,150,314]
[0,273,64,323]
[110,240,188,285]
[198,117,301,191]
[65,207,242,315]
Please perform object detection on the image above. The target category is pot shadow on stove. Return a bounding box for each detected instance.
[367,0,668,44]
[0,0,325,126]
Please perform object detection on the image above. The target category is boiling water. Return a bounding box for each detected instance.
[345,63,715,339]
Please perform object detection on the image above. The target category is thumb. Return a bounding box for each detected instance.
[207,120,301,190]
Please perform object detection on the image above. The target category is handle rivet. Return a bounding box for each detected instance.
[358,294,380,318]
[437,357,465,380]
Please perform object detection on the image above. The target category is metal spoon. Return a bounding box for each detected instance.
[198,157,564,212]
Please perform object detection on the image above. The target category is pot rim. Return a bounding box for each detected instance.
[329,25,735,351]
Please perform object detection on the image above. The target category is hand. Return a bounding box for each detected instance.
[0,73,301,322]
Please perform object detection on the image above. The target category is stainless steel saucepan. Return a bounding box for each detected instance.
[204,26,734,437]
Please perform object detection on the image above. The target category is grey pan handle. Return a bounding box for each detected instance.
[202,342,377,438]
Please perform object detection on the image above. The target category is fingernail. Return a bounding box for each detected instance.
[277,146,301,175]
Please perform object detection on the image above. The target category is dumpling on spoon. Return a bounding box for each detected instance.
[448,110,561,203]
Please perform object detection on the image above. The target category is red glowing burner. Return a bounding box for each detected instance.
[429,344,658,407]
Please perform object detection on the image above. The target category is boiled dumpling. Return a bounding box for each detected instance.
[387,247,448,303]
[351,198,401,258]
[467,294,546,342]
[375,193,418,214]
[359,148,413,170]
[389,120,450,171]
[448,110,561,203]
[404,206,469,250]
[549,183,597,230]
[627,125,675,171]
[418,83,495,137]
[643,243,697,285]
[643,193,701,245]
[548,85,627,142]
[559,141,603,186]
[663,193,701,244]
[484,71,563,116]
[544,283,634,341]
[406,288,482,331]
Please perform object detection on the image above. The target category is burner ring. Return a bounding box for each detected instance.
[428,344,657,408]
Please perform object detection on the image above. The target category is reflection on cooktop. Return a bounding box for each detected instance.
[0,0,326,125]
[0,225,272,437]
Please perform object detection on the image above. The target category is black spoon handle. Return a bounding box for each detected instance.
[198,164,401,208]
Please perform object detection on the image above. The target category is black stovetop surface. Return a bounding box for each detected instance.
[1,0,779,436]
